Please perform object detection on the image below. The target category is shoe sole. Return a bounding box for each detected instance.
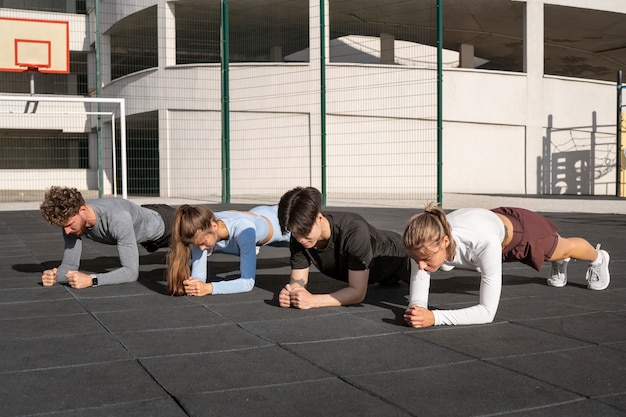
[588,250,610,291]
[547,280,566,288]
[548,259,569,288]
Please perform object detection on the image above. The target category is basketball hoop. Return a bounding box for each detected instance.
[1,17,69,95]
[0,17,69,74]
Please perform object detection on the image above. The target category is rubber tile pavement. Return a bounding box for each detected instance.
[0,205,624,416]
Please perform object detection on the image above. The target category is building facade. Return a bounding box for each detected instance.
[0,0,625,203]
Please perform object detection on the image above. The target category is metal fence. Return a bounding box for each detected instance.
[0,0,440,206]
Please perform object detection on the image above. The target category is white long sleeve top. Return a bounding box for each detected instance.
[408,208,506,325]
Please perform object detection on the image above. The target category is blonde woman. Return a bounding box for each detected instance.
[403,204,610,327]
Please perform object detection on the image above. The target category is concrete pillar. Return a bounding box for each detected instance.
[308,0,329,188]
[157,1,176,197]
[523,0,545,194]
[158,0,176,67]
[270,45,283,62]
[99,34,111,86]
[459,43,474,68]
[380,33,395,64]
[87,51,96,94]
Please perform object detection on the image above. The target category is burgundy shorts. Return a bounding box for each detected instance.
[491,207,559,271]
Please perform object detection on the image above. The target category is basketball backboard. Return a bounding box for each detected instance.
[0,17,69,73]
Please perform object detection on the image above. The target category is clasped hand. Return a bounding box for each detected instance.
[183,278,212,296]
[41,268,93,289]
[278,283,314,309]
[404,305,435,328]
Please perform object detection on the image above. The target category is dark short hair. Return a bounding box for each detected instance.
[278,186,322,235]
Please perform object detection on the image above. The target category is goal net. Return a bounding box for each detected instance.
[0,95,127,202]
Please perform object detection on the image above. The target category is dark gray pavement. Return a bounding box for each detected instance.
[0,204,625,416]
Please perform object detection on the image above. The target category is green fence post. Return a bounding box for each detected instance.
[221,0,231,203]
[96,0,103,198]
[436,0,443,207]
[320,0,327,205]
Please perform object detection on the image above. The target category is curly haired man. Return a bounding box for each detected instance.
[40,186,175,288]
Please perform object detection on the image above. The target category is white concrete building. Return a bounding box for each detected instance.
[0,0,625,204]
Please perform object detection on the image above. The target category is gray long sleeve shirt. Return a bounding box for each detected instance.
[56,198,165,285]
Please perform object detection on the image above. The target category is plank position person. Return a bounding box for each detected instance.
[40,186,176,288]
[277,186,411,309]
[167,204,290,296]
[403,203,611,327]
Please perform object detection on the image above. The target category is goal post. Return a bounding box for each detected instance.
[0,94,127,199]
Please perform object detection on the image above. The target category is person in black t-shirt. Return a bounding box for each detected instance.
[277,186,410,309]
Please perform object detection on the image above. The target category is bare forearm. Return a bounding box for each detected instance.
[328,286,366,306]
[306,269,368,308]
[289,275,307,288]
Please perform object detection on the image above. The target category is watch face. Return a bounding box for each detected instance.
[92,277,98,286]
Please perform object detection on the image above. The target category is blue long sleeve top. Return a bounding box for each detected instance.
[190,205,289,294]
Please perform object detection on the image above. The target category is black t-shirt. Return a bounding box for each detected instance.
[289,211,410,284]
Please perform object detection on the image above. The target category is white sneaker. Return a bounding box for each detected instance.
[585,244,610,290]
[548,258,570,287]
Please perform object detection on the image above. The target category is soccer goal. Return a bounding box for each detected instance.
[0,94,128,201]
[0,17,129,201]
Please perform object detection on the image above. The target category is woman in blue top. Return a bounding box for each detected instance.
[167,204,290,296]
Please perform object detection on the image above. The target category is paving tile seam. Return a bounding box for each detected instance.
[405,321,496,334]
[511,311,607,324]
[0,297,75,305]
[480,344,597,361]
[594,391,626,402]
[135,343,277,361]
[0,358,137,376]
[193,299,267,308]
[236,310,350,326]
[472,398,588,417]
[0,331,109,343]
[403,325,600,362]
[0,244,26,250]
[595,401,626,415]
[601,342,626,354]
[271,338,451,412]
[278,331,406,346]
[112,321,237,335]
[507,319,622,347]
[71,293,192,302]
[196,300,288,313]
[498,305,604,319]
[334,375,418,417]
[13,398,178,417]
[185,376,344,396]
[133,357,191,415]
[235,319,404,346]
[482,352,609,401]
[0,312,90,322]
[85,304,203,314]
[345,358,480,378]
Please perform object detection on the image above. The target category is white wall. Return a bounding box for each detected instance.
[1,61,615,200]
[441,69,616,195]
[3,1,621,202]
[102,63,616,199]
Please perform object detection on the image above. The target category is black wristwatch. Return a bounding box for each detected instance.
[90,274,98,287]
